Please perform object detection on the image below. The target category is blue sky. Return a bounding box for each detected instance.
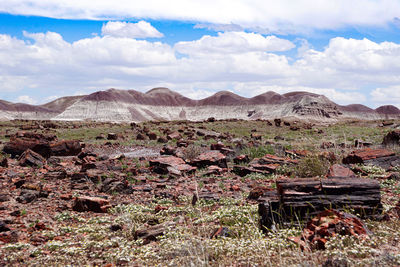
[0,1,400,108]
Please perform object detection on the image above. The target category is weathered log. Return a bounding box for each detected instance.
[258,178,382,231]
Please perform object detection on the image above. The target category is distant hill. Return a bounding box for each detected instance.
[0,88,398,122]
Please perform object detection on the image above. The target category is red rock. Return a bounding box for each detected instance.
[72,196,110,213]
[248,186,270,200]
[253,154,298,166]
[18,149,46,167]
[232,165,271,177]
[343,148,395,164]
[231,184,240,191]
[167,132,182,140]
[327,164,356,178]
[191,151,227,168]
[3,137,51,158]
[233,154,250,164]
[154,205,169,213]
[149,156,196,175]
[60,193,72,200]
[50,140,82,156]
[0,230,19,243]
[204,165,226,175]
[290,209,370,250]
[285,150,310,158]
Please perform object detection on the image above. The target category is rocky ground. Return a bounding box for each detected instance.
[0,118,400,266]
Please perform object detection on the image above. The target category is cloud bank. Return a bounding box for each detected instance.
[1,0,400,34]
[0,20,399,107]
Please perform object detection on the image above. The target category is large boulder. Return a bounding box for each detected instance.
[3,131,81,158]
[3,137,51,158]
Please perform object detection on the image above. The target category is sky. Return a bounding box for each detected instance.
[0,1,400,108]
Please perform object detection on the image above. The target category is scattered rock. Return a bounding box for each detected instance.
[18,149,46,167]
[157,136,168,143]
[16,189,40,204]
[354,139,372,148]
[0,157,8,167]
[50,140,82,156]
[107,133,118,140]
[0,221,11,232]
[289,209,370,250]
[101,179,132,194]
[136,133,146,140]
[321,141,335,149]
[167,132,182,140]
[134,222,175,245]
[149,156,196,176]
[210,227,231,239]
[3,135,51,158]
[387,172,400,180]
[147,132,157,140]
[342,148,400,170]
[232,166,270,177]
[327,164,356,178]
[72,196,110,213]
[191,151,227,168]
[204,165,226,176]
[196,129,221,139]
[233,154,250,164]
[274,118,282,127]
[248,186,270,200]
[383,130,400,147]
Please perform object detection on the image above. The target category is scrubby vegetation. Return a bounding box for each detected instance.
[0,118,399,266]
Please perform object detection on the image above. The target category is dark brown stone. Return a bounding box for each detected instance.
[50,140,82,156]
[18,149,46,167]
[383,130,400,147]
[72,196,110,213]
[107,133,118,140]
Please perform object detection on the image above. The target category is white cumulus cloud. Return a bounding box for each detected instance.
[370,86,400,108]
[175,32,295,55]
[101,21,163,38]
[16,95,37,104]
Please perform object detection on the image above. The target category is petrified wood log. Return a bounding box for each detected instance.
[258,178,382,231]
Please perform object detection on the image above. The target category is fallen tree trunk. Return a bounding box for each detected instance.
[258,178,382,231]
